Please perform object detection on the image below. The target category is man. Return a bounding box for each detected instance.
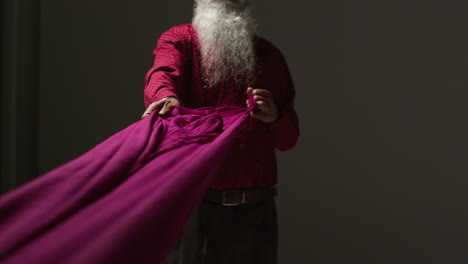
[142,0,299,263]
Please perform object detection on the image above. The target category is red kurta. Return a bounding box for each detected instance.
[144,23,299,190]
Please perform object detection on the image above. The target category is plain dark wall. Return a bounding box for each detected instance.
[2,0,40,190]
[2,0,468,263]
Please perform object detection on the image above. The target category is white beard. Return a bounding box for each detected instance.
[193,0,257,88]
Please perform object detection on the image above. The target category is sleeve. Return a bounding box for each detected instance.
[268,50,300,151]
[143,27,189,108]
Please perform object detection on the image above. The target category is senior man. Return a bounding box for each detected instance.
[142,0,299,263]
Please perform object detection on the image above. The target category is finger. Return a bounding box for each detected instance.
[159,102,171,114]
[253,95,274,105]
[159,102,176,117]
[255,100,269,109]
[165,97,181,107]
[246,87,254,96]
[141,100,165,119]
[252,89,273,99]
[250,110,267,121]
[255,101,279,120]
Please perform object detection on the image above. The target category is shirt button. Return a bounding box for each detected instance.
[239,144,246,150]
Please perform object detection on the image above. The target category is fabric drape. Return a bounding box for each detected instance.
[0,99,256,264]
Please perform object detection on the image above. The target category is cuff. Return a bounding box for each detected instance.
[267,114,288,132]
[153,90,179,103]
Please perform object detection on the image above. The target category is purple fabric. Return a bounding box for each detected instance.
[0,99,256,264]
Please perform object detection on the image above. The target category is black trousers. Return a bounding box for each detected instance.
[164,199,278,264]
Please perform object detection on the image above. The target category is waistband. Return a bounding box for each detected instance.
[203,186,277,206]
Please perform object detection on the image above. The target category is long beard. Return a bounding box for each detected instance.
[193,0,257,88]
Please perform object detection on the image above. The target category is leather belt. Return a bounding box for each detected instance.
[204,186,277,206]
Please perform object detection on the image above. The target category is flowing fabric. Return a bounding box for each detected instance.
[0,98,256,264]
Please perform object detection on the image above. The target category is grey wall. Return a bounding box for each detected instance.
[273,1,468,263]
[37,1,193,173]
[2,0,468,263]
[2,0,40,190]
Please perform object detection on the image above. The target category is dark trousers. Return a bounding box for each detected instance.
[164,199,278,264]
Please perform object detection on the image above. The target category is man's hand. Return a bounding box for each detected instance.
[246,87,279,123]
[141,97,180,119]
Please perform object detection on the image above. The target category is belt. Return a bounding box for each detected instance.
[204,186,277,206]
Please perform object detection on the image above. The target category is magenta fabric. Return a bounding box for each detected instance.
[0,100,256,264]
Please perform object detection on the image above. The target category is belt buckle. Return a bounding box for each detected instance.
[222,190,245,206]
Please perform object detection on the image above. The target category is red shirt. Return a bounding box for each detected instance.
[144,23,299,190]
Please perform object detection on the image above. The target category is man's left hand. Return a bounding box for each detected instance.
[246,87,279,123]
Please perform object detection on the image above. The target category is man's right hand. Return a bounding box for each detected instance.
[141,97,180,119]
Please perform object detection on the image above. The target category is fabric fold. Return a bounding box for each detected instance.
[0,101,256,264]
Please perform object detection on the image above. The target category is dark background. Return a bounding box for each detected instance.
[2,0,468,263]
